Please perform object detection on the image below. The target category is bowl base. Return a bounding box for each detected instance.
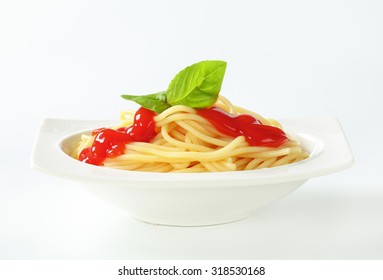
[129,212,254,227]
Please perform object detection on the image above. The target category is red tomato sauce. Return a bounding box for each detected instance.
[78,107,157,165]
[197,106,288,148]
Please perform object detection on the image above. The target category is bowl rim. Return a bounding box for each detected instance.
[31,117,354,187]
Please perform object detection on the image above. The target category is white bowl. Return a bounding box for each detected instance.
[31,117,353,226]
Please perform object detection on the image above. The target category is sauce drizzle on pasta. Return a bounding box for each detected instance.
[78,107,156,165]
[197,106,288,148]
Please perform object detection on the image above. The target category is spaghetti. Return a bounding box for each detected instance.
[73,96,308,172]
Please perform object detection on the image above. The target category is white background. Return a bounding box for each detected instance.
[0,0,382,260]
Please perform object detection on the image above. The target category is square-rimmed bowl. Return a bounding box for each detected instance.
[31,117,353,226]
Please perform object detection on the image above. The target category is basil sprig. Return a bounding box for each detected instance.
[121,60,227,113]
[121,91,171,113]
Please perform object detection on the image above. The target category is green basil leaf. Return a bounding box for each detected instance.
[121,91,171,113]
[166,60,227,108]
